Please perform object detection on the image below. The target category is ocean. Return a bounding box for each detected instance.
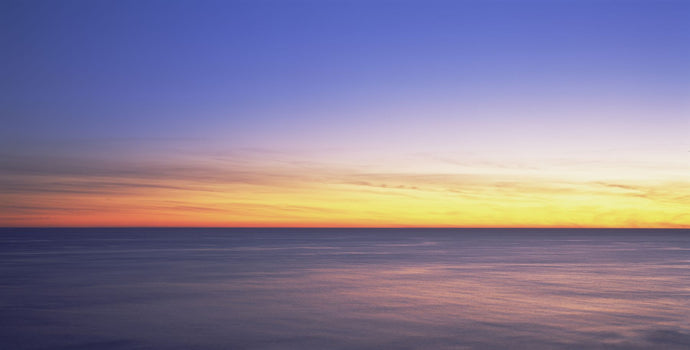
[1,228,688,349]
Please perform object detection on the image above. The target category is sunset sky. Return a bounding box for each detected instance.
[1,0,688,227]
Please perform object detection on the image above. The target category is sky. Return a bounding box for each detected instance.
[1,0,688,227]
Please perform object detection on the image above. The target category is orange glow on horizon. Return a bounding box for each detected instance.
[2,159,688,228]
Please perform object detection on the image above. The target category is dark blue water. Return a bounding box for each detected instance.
[1,228,689,349]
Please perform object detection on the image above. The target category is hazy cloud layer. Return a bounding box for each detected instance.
[1,147,688,227]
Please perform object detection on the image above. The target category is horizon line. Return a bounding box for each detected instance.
[2,226,688,230]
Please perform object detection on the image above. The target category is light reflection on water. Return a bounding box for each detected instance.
[1,228,689,349]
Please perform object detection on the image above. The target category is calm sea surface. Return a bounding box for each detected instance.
[1,228,689,349]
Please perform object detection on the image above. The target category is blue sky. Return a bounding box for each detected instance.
[3,0,688,141]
